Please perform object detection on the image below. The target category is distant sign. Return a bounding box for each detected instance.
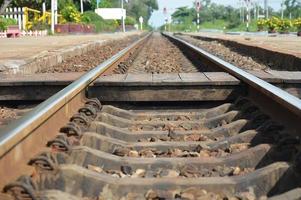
[139,16,143,30]
[95,8,126,20]
[258,15,265,19]
[163,7,167,15]
[195,1,201,11]
[139,16,143,24]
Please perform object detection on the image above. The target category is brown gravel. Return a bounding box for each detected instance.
[138,133,212,143]
[143,187,259,200]
[128,33,200,73]
[129,122,210,132]
[97,187,260,200]
[140,115,202,122]
[112,143,250,158]
[87,164,254,179]
[0,107,18,125]
[0,106,33,127]
[37,35,141,73]
[0,106,17,119]
[95,187,263,200]
[178,35,268,71]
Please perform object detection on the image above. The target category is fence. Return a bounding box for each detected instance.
[0,30,48,38]
[1,6,62,33]
[2,7,24,30]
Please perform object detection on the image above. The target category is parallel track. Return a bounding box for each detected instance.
[1,32,301,200]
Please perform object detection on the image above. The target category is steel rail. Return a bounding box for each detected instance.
[163,32,301,116]
[0,33,151,158]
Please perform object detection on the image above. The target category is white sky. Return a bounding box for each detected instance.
[149,0,284,27]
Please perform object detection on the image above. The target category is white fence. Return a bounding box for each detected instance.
[0,31,7,38]
[0,30,48,38]
[1,7,48,37]
[1,7,25,30]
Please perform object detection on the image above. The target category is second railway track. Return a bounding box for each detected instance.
[0,32,301,200]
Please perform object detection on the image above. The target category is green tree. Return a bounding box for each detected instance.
[126,0,158,23]
[284,0,301,18]
[61,2,81,22]
[97,0,112,8]
[170,1,246,31]
[9,0,50,10]
[172,7,195,24]
[3,0,158,25]
[0,0,12,14]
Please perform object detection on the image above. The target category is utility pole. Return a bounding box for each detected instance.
[42,2,46,14]
[197,12,200,31]
[253,2,257,20]
[195,0,201,32]
[163,7,167,31]
[256,2,259,19]
[121,0,125,32]
[281,0,284,19]
[51,0,55,34]
[239,0,245,23]
[242,1,245,23]
[264,0,269,19]
[245,0,250,32]
[139,16,143,30]
[240,1,242,22]
[168,16,172,32]
[80,0,83,14]
[54,0,57,25]
[42,2,46,24]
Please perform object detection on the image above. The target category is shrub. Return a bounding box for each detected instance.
[277,19,292,33]
[117,16,137,26]
[31,21,50,31]
[226,17,241,30]
[256,19,266,31]
[0,17,17,31]
[293,18,301,31]
[61,3,81,23]
[266,17,280,32]
[82,11,102,22]
[226,20,240,29]
[81,11,118,32]
[0,17,7,31]
[125,16,137,26]
[81,15,91,24]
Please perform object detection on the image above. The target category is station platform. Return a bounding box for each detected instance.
[0,32,141,73]
[185,32,301,58]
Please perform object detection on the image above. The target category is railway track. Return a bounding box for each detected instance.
[0,104,36,130]
[0,32,301,200]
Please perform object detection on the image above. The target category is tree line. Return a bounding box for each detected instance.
[170,0,301,30]
[0,0,158,24]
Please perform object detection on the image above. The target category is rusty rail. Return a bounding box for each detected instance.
[162,33,301,133]
[162,32,301,116]
[0,32,151,188]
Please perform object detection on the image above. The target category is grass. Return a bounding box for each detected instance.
[81,11,118,32]
[169,20,260,33]
[200,20,227,30]
[227,21,258,32]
